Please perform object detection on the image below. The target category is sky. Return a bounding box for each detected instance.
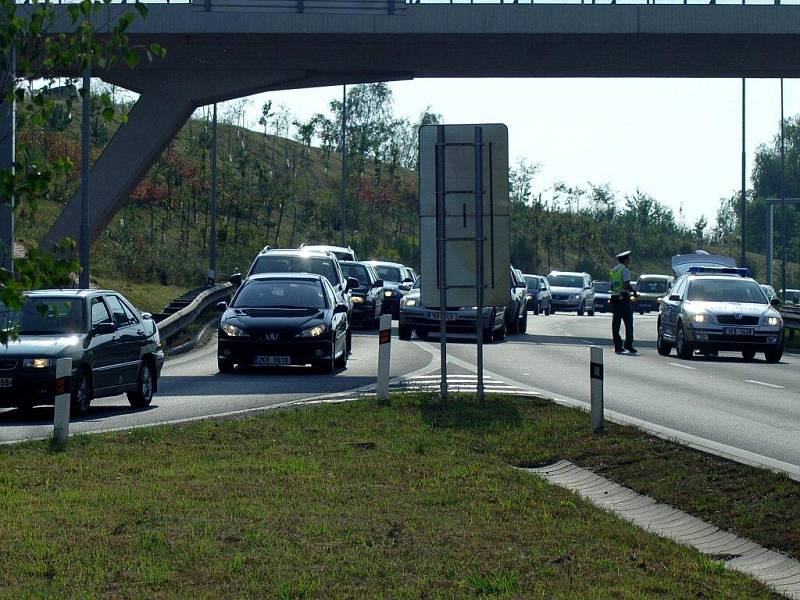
[223,77,800,231]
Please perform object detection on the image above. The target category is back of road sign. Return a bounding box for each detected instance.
[419,123,510,308]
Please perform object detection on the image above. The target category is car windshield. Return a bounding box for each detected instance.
[234,280,327,309]
[3,297,86,335]
[523,276,540,288]
[251,255,340,286]
[687,279,767,304]
[413,277,422,290]
[341,264,370,286]
[637,280,670,293]
[594,281,612,293]
[548,274,583,288]
[375,265,402,282]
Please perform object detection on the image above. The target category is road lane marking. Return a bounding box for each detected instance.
[668,362,695,370]
[744,380,784,389]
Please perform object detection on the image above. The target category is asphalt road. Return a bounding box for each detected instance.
[0,330,433,443]
[414,311,800,472]
[2,312,798,479]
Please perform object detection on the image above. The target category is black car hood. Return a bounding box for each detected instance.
[225,308,326,333]
[0,334,83,357]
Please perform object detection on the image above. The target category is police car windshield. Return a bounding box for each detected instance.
[234,279,327,309]
[250,255,340,286]
[548,274,583,288]
[687,279,767,304]
[638,280,670,293]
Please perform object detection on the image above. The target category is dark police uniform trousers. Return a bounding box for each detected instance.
[610,293,634,351]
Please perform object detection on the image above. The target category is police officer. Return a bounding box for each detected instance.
[610,250,638,354]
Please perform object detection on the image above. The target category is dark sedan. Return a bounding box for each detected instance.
[217,273,349,373]
[340,261,384,329]
[0,289,164,415]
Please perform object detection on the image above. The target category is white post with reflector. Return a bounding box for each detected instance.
[377,314,392,402]
[53,357,72,444]
[590,346,604,432]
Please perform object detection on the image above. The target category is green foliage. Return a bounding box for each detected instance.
[0,0,162,341]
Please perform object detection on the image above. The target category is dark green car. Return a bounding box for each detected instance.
[0,289,165,415]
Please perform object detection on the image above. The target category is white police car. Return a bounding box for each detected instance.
[656,267,784,362]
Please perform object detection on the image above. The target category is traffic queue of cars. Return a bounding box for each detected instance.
[217,245,419,373]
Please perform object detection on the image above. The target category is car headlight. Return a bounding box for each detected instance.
[384,290,395,298]
[298,323,328,338]
[692,314,707,324]
[401,298,417,307]
[573,294,581,300]
[351,296,364,304]
[221,322,248,337]
[23,358,53,369]
[767,316,782,326]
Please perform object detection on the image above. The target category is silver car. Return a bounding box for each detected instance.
[657,269,784,362]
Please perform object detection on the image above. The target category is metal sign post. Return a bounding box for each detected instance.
[474,126,485,403]
[376,314,392,403]
[419,124,510,403]
[53,358,72,445]
[435,125,448,401]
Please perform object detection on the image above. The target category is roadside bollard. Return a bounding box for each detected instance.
[53,357,72,445]
[590,346,604,432]
[377,314,392,403]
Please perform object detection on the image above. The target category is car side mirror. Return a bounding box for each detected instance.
[333,303,348,314]
[93,322,116,335]
[402,277,414,284]
[398,283,411,292]
[216,301,228,312]
[229,273,242,287]
[346,277,360,292]
[669,294,681,302]
[372,279,384,288]
[771,297,782,308]
[140,312,153,320]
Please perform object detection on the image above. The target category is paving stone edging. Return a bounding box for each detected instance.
[525,460,800,599]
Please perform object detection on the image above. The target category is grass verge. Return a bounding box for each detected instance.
[0,393,792,598]
[92,276,186,315]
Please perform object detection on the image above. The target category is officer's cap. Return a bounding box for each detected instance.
[616,250,631,260]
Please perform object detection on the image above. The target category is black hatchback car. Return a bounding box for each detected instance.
[0,289,164,415]
[217,273,350,373]
[340,261,384,329]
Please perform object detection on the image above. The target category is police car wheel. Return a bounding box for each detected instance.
[765,345,783,363]
[676,324,693,359]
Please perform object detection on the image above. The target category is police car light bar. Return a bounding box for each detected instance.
[687,266,750,277]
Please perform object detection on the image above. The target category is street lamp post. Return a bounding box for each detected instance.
[741,78,747,270]
[340,85,347,247]
[781,79,787,303]
[210,103,218,284]
[79,63,91,289]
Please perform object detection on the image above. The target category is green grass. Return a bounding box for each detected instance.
[0,394,790,598]
[92,276,186,315]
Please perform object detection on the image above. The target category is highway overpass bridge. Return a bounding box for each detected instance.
[32,1,800,248]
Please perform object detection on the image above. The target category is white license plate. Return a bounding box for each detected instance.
[0,378,11,388]
[723,327,754,336]
[254,356,291,366]
[427,312,457,321]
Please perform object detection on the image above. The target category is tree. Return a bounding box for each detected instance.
[0,0,164,342]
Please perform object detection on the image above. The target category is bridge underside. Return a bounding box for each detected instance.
[41,4,800,249]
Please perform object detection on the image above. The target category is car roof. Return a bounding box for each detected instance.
[257,248,334,258]
[26,289,102,298]
[548,271,586,277]
[638,274,672,280]
[686,274,756,283]
[245,273,324,282]
[363,260,405,269]
[340,260,366,266]
[302,244,352,253]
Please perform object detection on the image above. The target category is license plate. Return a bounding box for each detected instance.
[723,327,754,336]
[254,356,291,366]
[427,312,457,321]
[0,378,10,388]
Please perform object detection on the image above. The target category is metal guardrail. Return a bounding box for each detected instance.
[156,282,233,340]
[781,305,800,330]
